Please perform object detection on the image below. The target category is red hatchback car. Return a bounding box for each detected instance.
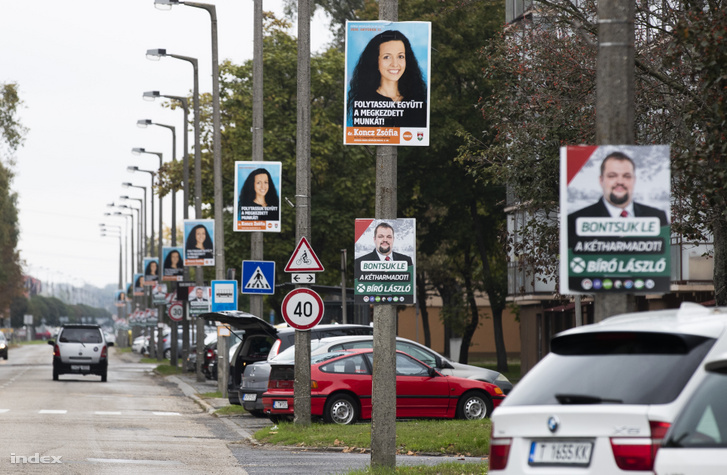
[262,348,505,424]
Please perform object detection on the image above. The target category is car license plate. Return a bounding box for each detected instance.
[71,365,90,371]
[273,400,288,409]
[242,393,257,402]
[529,441,593,466]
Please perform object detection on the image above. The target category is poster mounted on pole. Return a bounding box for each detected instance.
[343,21,431,146]
[162,246,184,281]
[560,145,671,294]
[233,161,282,232]
[183,219,215,267]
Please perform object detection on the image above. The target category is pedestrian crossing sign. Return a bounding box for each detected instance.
[241,260,276,295]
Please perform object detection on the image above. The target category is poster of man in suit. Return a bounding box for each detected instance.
[560,145,671,294]
[354,218,415,304]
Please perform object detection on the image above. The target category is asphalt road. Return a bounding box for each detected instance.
[0,343,487,474]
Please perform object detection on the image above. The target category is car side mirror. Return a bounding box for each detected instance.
[107,342,114,347]
[440,359,455,369]
[428,367,438,378]
[47,340,55,346]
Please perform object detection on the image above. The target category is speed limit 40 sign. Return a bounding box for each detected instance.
[281,288,324,330]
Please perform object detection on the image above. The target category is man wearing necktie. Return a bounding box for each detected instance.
[567,151,669,246]
[355,222,413,268]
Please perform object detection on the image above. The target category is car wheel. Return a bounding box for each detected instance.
[3,352,7,360]
[53,369,59,381]
[164,349,171,359]
[456,391,492,420]
[324,394,359,425]
[101,371,107,383]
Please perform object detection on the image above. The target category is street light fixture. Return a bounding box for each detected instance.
[120,195,145,260]
[126,168,158,261]
[121,183,148,257]
[144,49,200,221]
[100,226,123,289]
[130,150,164,263]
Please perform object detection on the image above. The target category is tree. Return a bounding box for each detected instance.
[462,0,727,303]
[0,83,27,318]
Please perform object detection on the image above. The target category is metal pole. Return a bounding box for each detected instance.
[250,0,264,320]
[341,249,347,324]
[293,0,312,427]
[371,0,398,469]
[594,0,636,321]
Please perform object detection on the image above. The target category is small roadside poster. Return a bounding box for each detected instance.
[354,218,416,305]
[143,257,159,286]
[560,145,671,294]
[233,161,282,233]
[343,21,431,147]
[162,246,184,281]
[183,219,215,267]
[188,286,211,316]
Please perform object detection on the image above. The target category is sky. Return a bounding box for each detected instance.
[1,1,332,291]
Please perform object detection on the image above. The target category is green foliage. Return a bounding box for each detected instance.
[9,295,111,327]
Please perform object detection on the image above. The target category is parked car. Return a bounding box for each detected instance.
[49,324,113,382]
[131,335,147,354]
[241,334,513,416]
[200,311,374,408]
[262,348,505,424]
[488,302,727,474]
[654,352,727,475]
[0,331,8,360]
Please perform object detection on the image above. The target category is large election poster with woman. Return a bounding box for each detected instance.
[183,219,215,266]
[233,161,282,232]
[344,21,431,146]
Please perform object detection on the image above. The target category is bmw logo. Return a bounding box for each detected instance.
[547,416,559,433]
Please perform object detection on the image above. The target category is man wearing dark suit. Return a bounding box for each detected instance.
[568,151,669,246]
[355,222,413,269]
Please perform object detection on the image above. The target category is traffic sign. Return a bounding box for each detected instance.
[241,260,275,295]
[211,280,238,312]
[281,288,324,330]
[168,302,184,322]
[291,273,316,284]
[284,237,324,272]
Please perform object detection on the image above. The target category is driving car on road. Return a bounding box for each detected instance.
[241,334,512,416]
[49,324,113,382]
[262,348,505,424]
[0,331,8,360]
[654,352,727,475]
[488,302,727,474]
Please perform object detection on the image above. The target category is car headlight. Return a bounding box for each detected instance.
[496,373,510,382]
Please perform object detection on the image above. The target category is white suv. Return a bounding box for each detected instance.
[489,302,727,474]
[50,324,112,382]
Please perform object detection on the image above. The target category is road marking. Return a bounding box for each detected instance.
[94,411,122,415]
[39,410,67,414]
[87,458,182,465]
[0,409,9,413]
[152,411,181,416]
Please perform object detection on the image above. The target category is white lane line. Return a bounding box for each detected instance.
[152,411,181,416]
[87,458,182,465]
[0,409,9,413]
[94,411,122,415]
[39,410,67,414]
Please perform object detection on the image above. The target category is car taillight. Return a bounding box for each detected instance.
[610,420,670,471]
[489,424,511,471]
[268,339,282,359]
[53,344,60,357]
[206,350,214,359]
[101,346,107,358]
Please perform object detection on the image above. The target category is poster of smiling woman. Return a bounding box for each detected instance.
[344,21,431,146]
[183,219,215,266]
[162,246,184,282]
[233,161,282,232]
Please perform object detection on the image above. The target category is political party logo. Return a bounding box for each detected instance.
[603,279,613,290]
[403,131,413,141]
[417,132,423,141]
[593,279,602,290]
[570,257,587,274]
[357,284,366,293]
[581,279,593,290]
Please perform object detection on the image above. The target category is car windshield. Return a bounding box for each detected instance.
[270,339,334,363]
[662,371,727,448]
[504,331,715,406]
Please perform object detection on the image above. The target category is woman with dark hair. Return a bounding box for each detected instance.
[185,224,213,259]
[347,30,427,128]
[163,250,183,277]
[238,168,280,221]
[144,260,159,282]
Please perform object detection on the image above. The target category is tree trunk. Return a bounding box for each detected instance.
[460,250,479,365]
[714,215,727,305]
[416,272,431,348]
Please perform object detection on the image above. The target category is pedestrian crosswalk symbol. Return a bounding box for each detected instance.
[241,260,276,295]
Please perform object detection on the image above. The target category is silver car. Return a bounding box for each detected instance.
[49,324,112,382]
[240,335,513,415]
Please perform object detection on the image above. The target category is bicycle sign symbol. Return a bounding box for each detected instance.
[284,237,324,273]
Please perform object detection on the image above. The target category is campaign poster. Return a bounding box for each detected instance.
[143,257,159,286]
[162,246,184,282]
[188,285,211,316]
[343,21,431,146]
[354,218,416,304]
[183,219,215,266]
[560,145,671,294]
[152,283,168,305]
[133,273,144,296]
[233,161,282,233]
[114,289,127,308]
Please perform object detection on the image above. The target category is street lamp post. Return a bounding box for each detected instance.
[122,182,149,257]
[102,215,129,286]
[100,224,123,289]
[131,149,163,260]
[120,195,145,265]
[107,204,137,278]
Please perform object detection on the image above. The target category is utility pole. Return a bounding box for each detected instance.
[594,0,636,321]
[293,0,312,426]
[250,0,264,320]
[371,0,399,469]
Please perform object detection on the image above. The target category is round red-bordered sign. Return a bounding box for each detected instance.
[168,301,184,322]
[281,288,324,330]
